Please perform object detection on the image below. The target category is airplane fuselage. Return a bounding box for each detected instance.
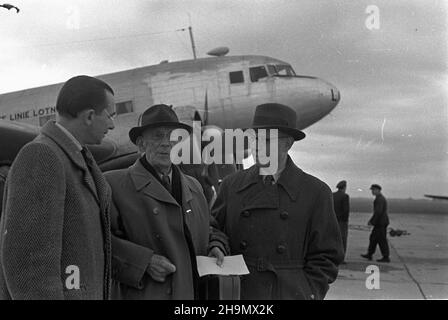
[0,54,340,160]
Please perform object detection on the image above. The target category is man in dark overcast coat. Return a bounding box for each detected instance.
[212,103,343,300]
[361,184,390,263]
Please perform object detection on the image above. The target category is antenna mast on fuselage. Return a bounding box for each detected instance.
[177,13,197,60]
[188,25,197,60]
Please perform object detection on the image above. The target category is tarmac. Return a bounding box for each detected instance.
[325,212,448,300]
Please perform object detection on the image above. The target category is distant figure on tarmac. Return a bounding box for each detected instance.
[361,184,390,263]
[333,180,350,264]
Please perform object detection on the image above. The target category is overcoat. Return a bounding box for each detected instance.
[0,121,112,300]
[369,194,389,226]
[333,190,350,222]
[105,159,228,300]
[212,157,343,300]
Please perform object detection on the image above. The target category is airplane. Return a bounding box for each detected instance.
[424,195,448,201]
[0,47,340,176]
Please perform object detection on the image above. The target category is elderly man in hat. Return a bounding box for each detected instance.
[212,103,343,300]
[361,184,390,262]
[333,180,350,264]
[105,104,228,300]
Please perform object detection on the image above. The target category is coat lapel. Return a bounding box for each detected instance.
[276,156,304,201]
[235,165,278,210]
[235,156,304,210]
[129,160,179,207]
[179,170,194,212]
[41,121,99,202]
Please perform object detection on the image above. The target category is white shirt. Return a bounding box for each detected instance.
[259,166,285,184]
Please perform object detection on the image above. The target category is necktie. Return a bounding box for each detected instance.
[81,147,95,170]
[264,175,274,186]
[81,147,100,199]
[161,174,172,193]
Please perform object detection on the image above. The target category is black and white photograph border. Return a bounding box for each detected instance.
[0,0,447,301]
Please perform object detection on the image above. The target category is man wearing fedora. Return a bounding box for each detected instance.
[361,184,390,263]
[105,104,228,300]
[333,180,350,264]
[212,103,343,300]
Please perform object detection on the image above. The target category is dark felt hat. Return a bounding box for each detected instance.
[370,184,382,191]
[129,104,192,144]
[251,103,305,141]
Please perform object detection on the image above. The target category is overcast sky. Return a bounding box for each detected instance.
[0,0,446,198]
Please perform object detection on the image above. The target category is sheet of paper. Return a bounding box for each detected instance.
[196,254,250,277]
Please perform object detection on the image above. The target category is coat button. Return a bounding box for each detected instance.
[153,207,159,215]
[240,240,248,250]
[276,244,286,254]
[241,210,251,217]
[280,211,289,220]
[155,234,161,240]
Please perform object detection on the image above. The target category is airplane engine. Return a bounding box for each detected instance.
[172,105,203,127]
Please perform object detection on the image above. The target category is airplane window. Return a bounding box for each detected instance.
[39,114,56,127]
[272,65,296,77]
[250,66,268,82]
[116,101,134,115]
[267,65,277,75]
[229,71,244,84]
[331,89,339,102]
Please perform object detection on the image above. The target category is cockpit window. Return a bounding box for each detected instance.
[267,65,277,75]
[268,64,296,76]
[249,66,268,82]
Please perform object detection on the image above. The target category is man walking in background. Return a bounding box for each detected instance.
[333,180,350,264]
[361,184,390,263]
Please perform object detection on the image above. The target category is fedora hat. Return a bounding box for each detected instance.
[251,103,305,141]
[129,104,192,144]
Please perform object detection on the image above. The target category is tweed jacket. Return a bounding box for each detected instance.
[0,121,111,300]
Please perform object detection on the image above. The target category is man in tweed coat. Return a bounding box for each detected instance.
[0,75,115,299]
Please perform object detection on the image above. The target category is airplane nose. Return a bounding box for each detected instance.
[327,82,340,109]
[272,76,341,129]
[295,78,341,129]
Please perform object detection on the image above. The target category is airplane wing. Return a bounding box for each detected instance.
[0,119,124,168]
[0,120,40,166]
[424,194,448,201]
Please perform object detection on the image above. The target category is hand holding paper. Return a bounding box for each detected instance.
[196,254,250,277]
[208,247,225,266]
